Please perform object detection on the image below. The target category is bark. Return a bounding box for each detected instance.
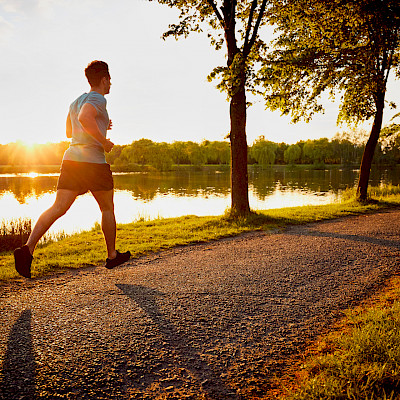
[356,91,385,201]
[223,0,250,216]
[230,74,250,215]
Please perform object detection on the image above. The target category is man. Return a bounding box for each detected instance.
[14,60,131,278]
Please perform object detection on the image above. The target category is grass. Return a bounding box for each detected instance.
[280,275,400,400]
[0,185,399,282]
[0,218,32,252]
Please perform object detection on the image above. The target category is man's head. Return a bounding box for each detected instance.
[85,61,111,93]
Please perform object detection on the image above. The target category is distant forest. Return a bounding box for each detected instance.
[1,130,399,170]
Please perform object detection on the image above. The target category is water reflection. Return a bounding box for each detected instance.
[0,175,58,204]
[115,171,231,200]
[0,166,398,236]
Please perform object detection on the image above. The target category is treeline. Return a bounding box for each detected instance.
[107,134,399,170]
[249,136,366,167]
[1,133,399,169]
[107,139,231,171]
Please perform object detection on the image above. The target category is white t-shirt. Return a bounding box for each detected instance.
[63,91,109,164]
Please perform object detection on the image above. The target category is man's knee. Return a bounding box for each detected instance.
[98,202,114,213]
[52,203,71,218]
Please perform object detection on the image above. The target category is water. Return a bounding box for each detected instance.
[0,165,398,236]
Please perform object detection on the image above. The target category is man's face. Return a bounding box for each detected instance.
[103,75,111,94]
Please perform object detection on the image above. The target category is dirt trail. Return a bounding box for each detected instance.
[1,209,400,399]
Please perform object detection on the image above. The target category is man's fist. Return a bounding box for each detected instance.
[103,139,114,153]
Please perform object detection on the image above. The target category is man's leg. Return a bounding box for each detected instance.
[14,189,78,278]
[91,190,130,268]
[26,189,78,254]
[91,190,117,259]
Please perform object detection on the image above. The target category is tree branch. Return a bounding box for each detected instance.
[384,45,395,86]
[244,0,268,58]
[206,0,225,28]
[244,0,258,52]
[229,0,237,31]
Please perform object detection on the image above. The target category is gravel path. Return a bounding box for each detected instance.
[1,209,400,400]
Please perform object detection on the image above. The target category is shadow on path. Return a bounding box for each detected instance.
[288,226,400,250]
[0,309,36,400]
[116,283,238,399]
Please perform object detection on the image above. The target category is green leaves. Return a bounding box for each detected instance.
[149,0,272,100]
[262,0,400,125]
[250,136,278,165]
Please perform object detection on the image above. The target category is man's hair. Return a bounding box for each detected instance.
[85,60,110,86]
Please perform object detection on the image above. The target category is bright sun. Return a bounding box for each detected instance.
[19,140,39,149]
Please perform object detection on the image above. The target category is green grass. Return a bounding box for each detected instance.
[282,277,400,400]
[1,185,399,281]
[0,218,31,252]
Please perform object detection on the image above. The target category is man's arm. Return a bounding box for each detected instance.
[78,103,114,152]
[66,113,72,138]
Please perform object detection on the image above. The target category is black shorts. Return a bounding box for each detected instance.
[57,160,114,195]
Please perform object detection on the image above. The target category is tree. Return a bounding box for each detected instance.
[149,0,271,215]
[263,0,400,200]
[130,139,156,166]
[186,141,207,166]
[149,142,174,171]
[171,141,190,165]
[251,136,278,165]
[203,140,230,164]
[284,144,301,165]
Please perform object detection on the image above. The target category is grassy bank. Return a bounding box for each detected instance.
[279,274,400,399]
[1,186,399,281]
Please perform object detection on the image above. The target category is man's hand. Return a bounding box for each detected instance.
[103,139,114,153]
[107,119,113,130]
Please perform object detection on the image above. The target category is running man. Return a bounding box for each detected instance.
[14,60,131,278]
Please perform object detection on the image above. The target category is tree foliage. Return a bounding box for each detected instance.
[250,136,278,165]
[262,0,400,198]
[284,144,301,165]
[264,0,400,124]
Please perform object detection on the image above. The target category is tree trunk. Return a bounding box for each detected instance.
[230,73,250,215]
[223,1,250,216]
[356,92,385,200]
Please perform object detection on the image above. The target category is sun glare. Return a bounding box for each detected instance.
[26,172,40,178]
[20,141,39,151]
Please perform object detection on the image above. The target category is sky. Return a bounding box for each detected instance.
[0,0,399,147]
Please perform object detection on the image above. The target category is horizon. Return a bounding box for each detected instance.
[0,130,370,148]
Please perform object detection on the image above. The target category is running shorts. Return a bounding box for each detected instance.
[56,160,114,195]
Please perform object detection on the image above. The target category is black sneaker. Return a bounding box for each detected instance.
[14,245,33,278]
[105,250,131,269]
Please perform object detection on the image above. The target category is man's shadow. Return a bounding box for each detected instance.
[0,309,36,400]
[116,284,238,399]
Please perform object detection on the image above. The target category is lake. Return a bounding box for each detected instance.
[1,165,399,236]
